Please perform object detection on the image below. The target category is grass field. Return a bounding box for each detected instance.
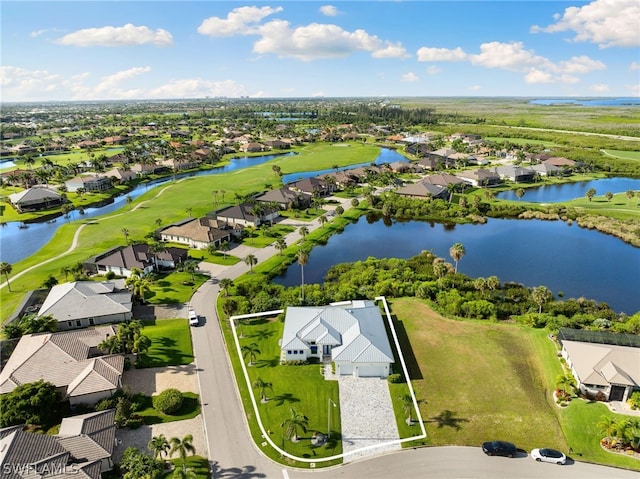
[485,136,558,146]
[140,318,194,367]
[602,149,640,161]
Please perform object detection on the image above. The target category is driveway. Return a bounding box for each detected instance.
[338,376,400,461]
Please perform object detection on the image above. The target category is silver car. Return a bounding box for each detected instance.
[531,448,567,465]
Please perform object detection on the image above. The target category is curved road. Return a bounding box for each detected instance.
[188,199,639,479]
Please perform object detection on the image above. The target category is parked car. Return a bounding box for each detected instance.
[482,440,517,457]
[188,308,199,326]
[531,448,566,465]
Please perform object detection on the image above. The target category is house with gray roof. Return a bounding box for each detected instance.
[0,326,123,406]
[490,165,535,183]
[396,181,447,200]
[8,187,63,212]
[160,217,236,249]
[255,187,311,210]
[215,203,279,227]
[0,409,115,479]
[37,280,132,330]
[561,340,640,402]
[280,300,394,378]
[457,168,502,187]
[84,244,188,277]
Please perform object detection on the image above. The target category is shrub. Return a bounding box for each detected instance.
[105,271,116,280]
[595,391,607,402]
[152,388,183,415]
[387,373,404,384]
[123,357,131,371]
[627,391,640,410]
[125,417,144,429]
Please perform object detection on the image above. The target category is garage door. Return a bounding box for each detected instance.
[357,365,384,377]
[337,363,353,376]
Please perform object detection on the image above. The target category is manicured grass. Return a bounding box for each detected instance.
[388,297,566,451]
[145,271,209,305]
[485,136,558,146]
[136,391,201,424]
[602,149,640,161]
[559,399,640,470]
[140,318,194,367]
[167,455,210,478]
[222,315,342,467]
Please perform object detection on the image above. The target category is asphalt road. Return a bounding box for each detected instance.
[188,199,639,479]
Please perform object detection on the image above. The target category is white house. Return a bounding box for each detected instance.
[280,300,394,378]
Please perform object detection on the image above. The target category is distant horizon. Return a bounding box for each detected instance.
[2,1,639,102]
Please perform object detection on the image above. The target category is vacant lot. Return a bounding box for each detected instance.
[141,318,194,367]
[388,297,565,451]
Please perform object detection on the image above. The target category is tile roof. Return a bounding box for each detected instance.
[563,340,640,387]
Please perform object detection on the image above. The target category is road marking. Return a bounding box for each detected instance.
[282,469,290,479]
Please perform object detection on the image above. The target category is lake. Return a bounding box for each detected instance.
[274,216,640,315]
[496,177,640,202]
[529,98,640,107]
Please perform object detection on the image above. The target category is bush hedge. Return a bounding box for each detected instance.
[152,388,183,415]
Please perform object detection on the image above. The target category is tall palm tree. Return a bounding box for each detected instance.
[241,342,260,366]
[449,243,465,274]
[253,377,273,403]
[219,241,230,259]
[169,434,196,474]
[122,228,130,245]
[298,226,309,240]
[281,408,309,443]
[0,262,13,292]
[532,285,553,313]
[244,254,257,273]
[148,434,170,461]
[219,278,233,297]
[297,249,309,303]
[555,373,576,397]
[275,238,287,256]
[318,215,328,227]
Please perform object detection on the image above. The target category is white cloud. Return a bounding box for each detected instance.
[468,85,482,91]
[531,0,640,48]
[319,5,340,17]
[470,41,550,71]
[426,66,441,75]
[402,72,419,82]
[590,83,610,93]
[147,79,249,99]
[416,46,467,62]
[559,55,606,74]
[56,24,173,47]
[198,6,283,37]
[30,29,47,38]
[630,61,640,71]
[253,19,407,60]
[312,91,326,97]
[524,68,555,84]
[628,83,640,96]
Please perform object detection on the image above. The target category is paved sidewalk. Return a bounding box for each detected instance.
[338,376,400,462]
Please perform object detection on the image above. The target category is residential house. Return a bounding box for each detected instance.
[255,187,312,210]
[280,300,394,378]
[289,177,334,196]
[561,338,640,402]
[240,142,265,153]
[215,203,279,228]
[100,167,136,182]
[84,244,188,277]
[38,280,133,330]
[8,187,63,212]
[0,409,116,479]
[76,140,100,149]
[396,180,448,200]
[544,157,576,168]
[160,217,236,249]
[490,165,535,183]
[160,157,199,171]
[101,135,128,145]
[531,163,562,177]
[264,139,291,150]
[65,175,112,193]
[457,168,502,187]
[422,173,466,188]
[0,326,123,405]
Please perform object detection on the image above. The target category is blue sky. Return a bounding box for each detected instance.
[1,1,639,101]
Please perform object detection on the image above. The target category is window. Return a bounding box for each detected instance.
[76,320,82,327]
[89,318,95,326]
[287,350,292,355]
[293,350,298,355]
[299,350,304,355]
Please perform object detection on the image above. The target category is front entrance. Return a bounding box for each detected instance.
[609,385,626,402]
[323,345,331,356]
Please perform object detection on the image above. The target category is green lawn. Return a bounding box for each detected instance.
[136,391,201,424]
[145,271,209,305]
[485,136,558,146]
[602,149,640,161]
[167,455,210,478]
[140,318,194,367]
[223,315,342,467]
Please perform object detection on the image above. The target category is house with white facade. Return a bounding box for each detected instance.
[280,300,394,378]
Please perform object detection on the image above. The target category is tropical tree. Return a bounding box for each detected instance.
[626,189,635,205]
[182,259,198,282]
[555,373,576,397]
[449,243,465,274]
[219,241,230,258]
[297,249,309,302]
[147,434,170,461]
[298,225,309,240]
[126,195,133,209]
[281,408,309,443]
[275,238,287,256]
[1,262,13,292]
[244,254,257,273]
[334,205,344,216]
[169,434,196,474]
[531,285,553,313]
[241,342,260,366]
[586,188,596,202]
[253,377,273,403]
[219,278,233,297]
[318,215,328,227]
[515,188,525,201]
[605,191,613,202]
[122,228,130,245]
[399,394,416,424]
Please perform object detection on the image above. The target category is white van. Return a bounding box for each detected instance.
[188,308,198,327]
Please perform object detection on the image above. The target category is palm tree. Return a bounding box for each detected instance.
[244,254,257,273]
[297,249,309,303]
[275,238,287,256]
[241,342,260,366]
[605,191,613,202]
[219,241,230,259]
[253,377,273,403]
[449,243,465,274]
[298,225,309,240]
[186,207,193,218]
[531,285,553,313]
[555,373,576,397]
[219,278,233,297]
[169,434,196,474]
[515,188,525,201]
[182,260,198,282]
[598,415,620,445]
[148,434,170,461]
[125,195,133,209]
[318,215,328,227]
[60,265,72,281]
[122,228,130,245]
[281,408,309,443]
[1,262,13,292]
[586,188,596,202]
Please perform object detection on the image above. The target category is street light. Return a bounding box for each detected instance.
[327,398,337,441]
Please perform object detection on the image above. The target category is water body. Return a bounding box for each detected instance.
[496,177,640,202]
[0,152,294,264]
[530,98,640,107]
[274,216,640,315]
[281,147,408,184]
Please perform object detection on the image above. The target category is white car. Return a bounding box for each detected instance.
[188,308,198,327]
[531,448,566,465]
